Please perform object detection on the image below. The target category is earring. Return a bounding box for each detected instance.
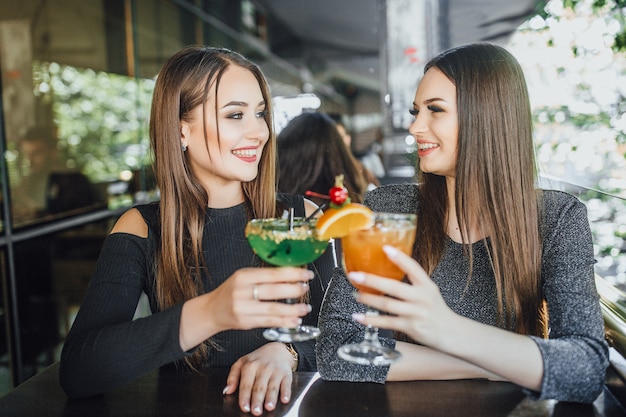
[181,142,188,152]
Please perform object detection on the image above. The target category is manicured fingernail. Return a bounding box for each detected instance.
[348,272,365,283]
[243,404,251,412]
[352,312,365,322]
[304,270,315,279]
[222,385,229,395]
[306,304,312,312]
[266,401,275,409]
[282,395,290,402]
[383,245,399,257]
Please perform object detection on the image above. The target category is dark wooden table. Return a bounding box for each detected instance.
[1,362,625,417]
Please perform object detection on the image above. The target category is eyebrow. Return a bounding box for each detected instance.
[413,98,447,106]
[221,100,266,109]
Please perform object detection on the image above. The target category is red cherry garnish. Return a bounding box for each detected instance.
[329,185,348,205]
[305,175,351,209]
[329,175,350,208]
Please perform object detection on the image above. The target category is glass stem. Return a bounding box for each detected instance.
[363,308,383,347]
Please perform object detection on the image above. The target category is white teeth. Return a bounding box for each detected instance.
[418,143,439,150]
[232,149,256,157]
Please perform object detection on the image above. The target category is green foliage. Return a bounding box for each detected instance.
[534,0,625,153]
[539,0,626,53]
[615,30,626,52]
[32,62,155,183]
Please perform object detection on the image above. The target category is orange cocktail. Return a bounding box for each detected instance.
[342,212,417,295]
[338,211,417,366]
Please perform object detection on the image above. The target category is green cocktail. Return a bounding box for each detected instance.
[245,218,328,266]
[245,216,329,342]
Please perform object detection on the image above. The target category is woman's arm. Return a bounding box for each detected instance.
[530,192,609,402]
[349,255,544,391]
[352,199,609,403]
[390,342,505,382]
[59,231,186,398]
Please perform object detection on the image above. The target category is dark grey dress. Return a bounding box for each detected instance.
[316,184,608,403]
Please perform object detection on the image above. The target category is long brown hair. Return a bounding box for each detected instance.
[277,112,367,204]
[149,45,279,367]
[414,43,546,337]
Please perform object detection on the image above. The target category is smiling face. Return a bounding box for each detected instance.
[409,67,458,179]
[181,65,270,200]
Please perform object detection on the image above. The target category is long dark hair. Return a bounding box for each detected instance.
[150,45,279,368]
[277,112,367,205]
[414,43,546,337]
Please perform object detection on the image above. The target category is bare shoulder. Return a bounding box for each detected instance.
[110,208,148,238]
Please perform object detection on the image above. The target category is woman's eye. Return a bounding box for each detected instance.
[409,108,418,116]
[428,105,443,113]
[228,112,244,120]
[256,109,267,118]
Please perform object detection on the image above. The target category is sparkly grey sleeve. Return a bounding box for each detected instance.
[526,191,609,403]
[316,267,394,383]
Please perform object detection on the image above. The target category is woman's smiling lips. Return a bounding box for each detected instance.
[231,146,259,162]
[417,141,439,157]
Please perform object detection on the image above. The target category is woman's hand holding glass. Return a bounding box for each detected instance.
[245,215,328,342]
[212,266,314,333]
[347,245,456,350]
[180,267,314,353]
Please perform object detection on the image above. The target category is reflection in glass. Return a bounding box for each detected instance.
[5,61,157,227]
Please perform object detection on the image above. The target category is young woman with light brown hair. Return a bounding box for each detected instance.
[317,42,608,403]
[60,45,335,416]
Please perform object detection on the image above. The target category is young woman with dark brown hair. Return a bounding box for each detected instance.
[317,42,608,403]
[60,45,335,416]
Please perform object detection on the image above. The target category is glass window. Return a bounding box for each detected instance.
[508,0,626,289]
[0,1,158,229]
[509,0,626,357]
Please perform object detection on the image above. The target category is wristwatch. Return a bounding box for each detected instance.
[283,343,298,372]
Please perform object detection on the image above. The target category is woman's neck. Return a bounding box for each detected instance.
[205,180,245,209]
[445,177,485,243]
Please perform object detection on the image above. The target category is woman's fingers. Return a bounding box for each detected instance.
[252,282,310,302]
[382,245,430,285]
[345,245,431,298]
[245,267,315,286]
[227,344,294,415]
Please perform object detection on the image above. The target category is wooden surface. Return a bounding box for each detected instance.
[1,362,624,417]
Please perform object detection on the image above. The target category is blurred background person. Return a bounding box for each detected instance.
[327,112,380,190]
[356,127,386,183]
[277,112,367,207]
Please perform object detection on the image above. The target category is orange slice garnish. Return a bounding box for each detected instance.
[316,203,373,241]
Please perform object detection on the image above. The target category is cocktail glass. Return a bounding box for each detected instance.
[245,214,329,342]
[337,212,417,365]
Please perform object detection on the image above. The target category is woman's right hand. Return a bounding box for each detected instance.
[179,267,314,351]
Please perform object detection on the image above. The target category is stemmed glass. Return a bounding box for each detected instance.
[245,209,329,342]
[337,212,417,365]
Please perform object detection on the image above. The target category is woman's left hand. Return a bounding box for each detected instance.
[223,342,294,416]
[348,245,457,350]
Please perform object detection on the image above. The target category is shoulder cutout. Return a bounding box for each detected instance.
[110,208,149,238]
